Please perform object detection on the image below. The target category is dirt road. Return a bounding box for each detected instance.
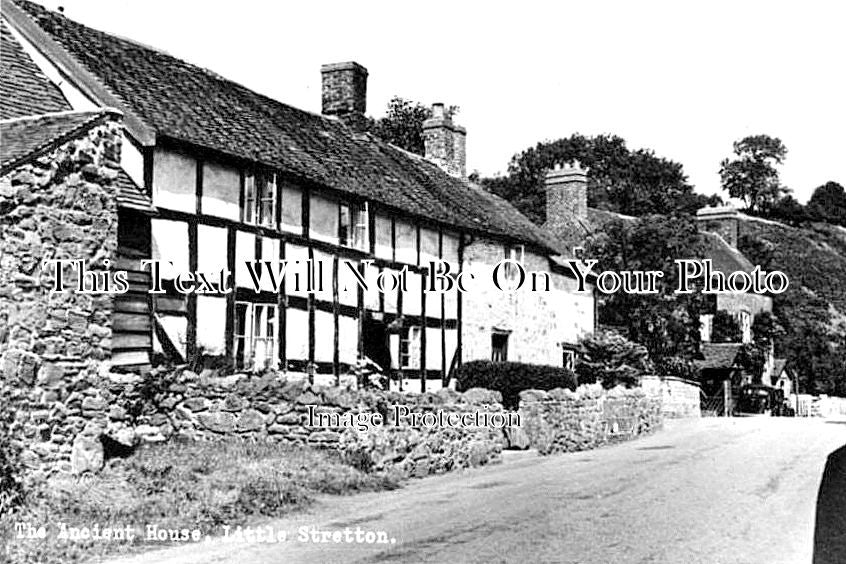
[105,417,845,564]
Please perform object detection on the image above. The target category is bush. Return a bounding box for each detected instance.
[576,330,650,389]
[454,360,576,409]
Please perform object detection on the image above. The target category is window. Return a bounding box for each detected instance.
[242,171,276,227]
[399,326,421,369]
[234,302,277,370]
[503,245,525,282]
[339,202,368,250]
[491,332,509,362]
[562,349,576,371]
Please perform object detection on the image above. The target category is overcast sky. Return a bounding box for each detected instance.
[42,0,845,202]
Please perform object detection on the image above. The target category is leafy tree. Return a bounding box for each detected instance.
[584,214,707,362]
[576,330,650,388]
[480,134,702,223]
[768,195,810,226]
[367,97,458,156]
[719,135,788,214]
[807,181,846,226]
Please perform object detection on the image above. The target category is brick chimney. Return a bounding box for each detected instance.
[321,62,368,129]
[545,162,588,232]
[696,205,740,247]
[422,103,466,178]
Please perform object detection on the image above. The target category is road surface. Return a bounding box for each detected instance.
[106,417,845,564]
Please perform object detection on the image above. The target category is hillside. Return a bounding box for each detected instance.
[738,216,846,394]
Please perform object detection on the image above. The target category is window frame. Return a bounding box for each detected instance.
[491,331,509,362]
[233,301,277,370]
[399,326,421,369]
[241,171,277,228]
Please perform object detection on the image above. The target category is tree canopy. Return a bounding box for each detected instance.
[584,214,707,364]
[480,134,706,223]
[807,181,846,226]
[719,134,788,214]
[367,97,457,156]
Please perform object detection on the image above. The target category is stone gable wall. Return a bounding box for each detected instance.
[517,385,662,455]
[0,119,121,387]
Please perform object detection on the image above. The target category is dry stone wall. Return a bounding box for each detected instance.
[4,366,506,481]
[518,384,662,455]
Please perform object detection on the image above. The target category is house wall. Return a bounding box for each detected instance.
[462,238,594,367]
[133,146,596,384]
[0,118,121,424]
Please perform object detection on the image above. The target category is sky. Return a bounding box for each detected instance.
[37,0,846,202]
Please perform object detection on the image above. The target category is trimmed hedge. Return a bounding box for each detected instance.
[454,361,577,409]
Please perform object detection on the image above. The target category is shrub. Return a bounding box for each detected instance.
[576,330,650,389]
[454,360,576,409]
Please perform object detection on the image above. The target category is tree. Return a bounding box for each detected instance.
[480,134,701,224]
[367,97,458,156]
[584,214,707,362]
[719,135,788,214]
[807,181,846,226]
[768,195,810,226]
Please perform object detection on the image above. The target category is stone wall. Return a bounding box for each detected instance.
[0,119,121,386]
[4,366,505,481]
[461,237,594,366]
[517,385,662,455]
[641,375,701,418]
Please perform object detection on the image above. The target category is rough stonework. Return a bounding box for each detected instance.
[517,384,662,455]
[641,375,701,418]
[0,118,121,379]
[4,366,506,480]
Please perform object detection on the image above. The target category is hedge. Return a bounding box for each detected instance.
[454,360,577,409]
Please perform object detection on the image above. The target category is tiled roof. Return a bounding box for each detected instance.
[8,0,560,253]
[0,109,109,170]
[696,343,741,370]
[0,19,71,119]
[115,168,155,213]
[1,109,155,213]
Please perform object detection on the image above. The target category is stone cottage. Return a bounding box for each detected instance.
[0,0,595,391]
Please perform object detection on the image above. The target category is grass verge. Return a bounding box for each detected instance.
[2,440,402,564]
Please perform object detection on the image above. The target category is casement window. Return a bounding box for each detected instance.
[491,331,509,362]
[399,326,421,369]
[339,202,368,250]
[503,244,525,282]
[242,171,277,227]
[234,302,277,370]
